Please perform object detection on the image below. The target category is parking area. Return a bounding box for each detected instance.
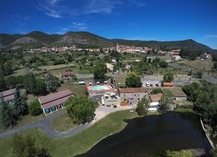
[142,75,163,87]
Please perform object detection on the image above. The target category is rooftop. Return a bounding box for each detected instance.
[169,87,187,97]
[163,82,173,86]
[39,89,72,105]
[119,88,148,93]
[0,88,16,97]
[149,93,163,102]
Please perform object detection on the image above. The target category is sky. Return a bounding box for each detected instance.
[0,0,217,49]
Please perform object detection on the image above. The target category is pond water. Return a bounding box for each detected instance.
[77,112,212,157]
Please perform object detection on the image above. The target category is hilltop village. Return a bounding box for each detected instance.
[0,38,217,157]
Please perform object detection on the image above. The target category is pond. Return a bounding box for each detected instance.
[77,112,212,157]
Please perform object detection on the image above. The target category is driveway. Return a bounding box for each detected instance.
[0,106,133,139]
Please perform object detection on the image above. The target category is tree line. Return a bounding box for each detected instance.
[182,81,217,134]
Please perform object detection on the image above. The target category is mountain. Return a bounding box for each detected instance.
[0,31,114,49]
[112,39,217,54]
[0,31,216,54]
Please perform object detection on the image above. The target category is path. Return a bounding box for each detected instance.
[0,106,133,139]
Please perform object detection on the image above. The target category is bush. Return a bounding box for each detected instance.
[29,99,43,116]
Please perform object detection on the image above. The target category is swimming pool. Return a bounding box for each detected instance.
[92,85,109,91]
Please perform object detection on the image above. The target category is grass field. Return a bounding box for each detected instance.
[51,113,78,132]
[59,83,87,96]
[179,60,214,71]
[0,110,138,157]
[38,63,75,71]
[0,112,45,134]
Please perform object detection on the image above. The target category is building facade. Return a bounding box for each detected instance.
[38,90,73,114]
[101,92,120,107]
[119,88,148,106]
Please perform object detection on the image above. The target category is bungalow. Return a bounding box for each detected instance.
[0,88,16,104]
[61,72,73,79]
[38,89,73,115]
[148,93,163,111]
[119,88,148,106]
[101,92,120,107]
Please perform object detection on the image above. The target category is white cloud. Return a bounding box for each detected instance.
[205,35,217,39]
[37,0,147,18]
[84,0,122,14]
[72,22,88,30]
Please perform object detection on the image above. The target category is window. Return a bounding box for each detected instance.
[138,98,140,101]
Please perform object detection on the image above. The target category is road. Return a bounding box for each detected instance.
[0,106,133,139]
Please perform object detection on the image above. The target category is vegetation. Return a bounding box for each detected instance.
[66,96,97,124]
[182,81,217,134]
[93,61,107,80]
[51,113,78,132]
[163,72,174,82]
[159,96,170,114]
[29,99,43,116]
[150,88,162,94]
[165,149,194,157]
[136,98,149,116]
[46,73,60,93]
[125,72,142,87]
[1,88,28,128]
[12,134,51,157]
[0,110,138,157]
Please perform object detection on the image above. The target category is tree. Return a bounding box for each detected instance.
[163,72,174,82]
[33,79,47,96]
[29,99,43,116]
[125,72,142,87]
[165,149,194,157]
[159,60,168,68]
[12,135,51,157]
[159,96,169,114]
[152,57,160,67]
[93,61,107,79]
[213,62,217,70]
[14,87,28,116]
[1,102,18,128]
[136,98,149,116]
[66,96,97,124]
[46,73,60,93]
[22,73,36,94]
[0,67,6,91]
[151,88,162,94]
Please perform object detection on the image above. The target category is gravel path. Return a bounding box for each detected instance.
[0,106,133,139]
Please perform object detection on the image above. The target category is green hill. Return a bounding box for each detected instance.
[0,31,216,55]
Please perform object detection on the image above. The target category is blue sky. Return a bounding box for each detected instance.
[0,0,217,49]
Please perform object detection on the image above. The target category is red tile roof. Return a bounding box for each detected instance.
[119,88,148,93]
[163,82,173,86]
[39,90,72,105]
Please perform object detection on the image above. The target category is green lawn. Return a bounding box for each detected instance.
[51,113,78,132]
[0,110,138,157]
[59,83,87,96]
[0,112,45,134]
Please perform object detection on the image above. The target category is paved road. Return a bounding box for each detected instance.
[0,106,133,139]
[0,110,91,139]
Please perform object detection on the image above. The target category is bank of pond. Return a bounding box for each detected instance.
[77,112,212,157]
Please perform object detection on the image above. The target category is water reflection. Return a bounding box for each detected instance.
[77,112,211,157]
